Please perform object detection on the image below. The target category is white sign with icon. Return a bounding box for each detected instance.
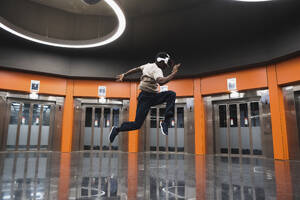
[227,78,237,91]
[98,86,106,97]
[30,80,40,92]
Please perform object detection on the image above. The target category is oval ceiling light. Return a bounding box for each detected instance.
[0,0,126,49]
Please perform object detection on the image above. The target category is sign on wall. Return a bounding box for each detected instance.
[98,86,106,97]
[227,78,237,91]
[30,80,40,93]
[160,85,168,92]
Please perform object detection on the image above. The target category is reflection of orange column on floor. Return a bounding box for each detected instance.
[61,79,74,152]
[195,155,206,200]
[58,153,71,200]
[194,78,206,154]
[266,65,289,160]
[274,160,293,200]
[128,82,139,152]
[128,153,138,199]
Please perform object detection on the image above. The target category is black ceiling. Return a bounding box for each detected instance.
[0,0,300,79]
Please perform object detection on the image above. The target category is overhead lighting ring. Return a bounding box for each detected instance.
[233,0,273,2]
[0,0,126,49]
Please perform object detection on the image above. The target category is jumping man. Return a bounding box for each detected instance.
[109,52,181,143]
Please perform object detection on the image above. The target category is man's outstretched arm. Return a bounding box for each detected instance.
[116,67,141,82]
[156,63,181,86]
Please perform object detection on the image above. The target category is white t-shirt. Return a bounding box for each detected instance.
[138,63,164,93]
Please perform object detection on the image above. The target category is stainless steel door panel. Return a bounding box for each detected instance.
[2,93,62,151]
[241,127,251,154]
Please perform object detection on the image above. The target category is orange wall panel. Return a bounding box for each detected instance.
[167,79,194,97]
[201,67,267,95]
[201,72,235,95]
[237,66,267,91]
[73,80,131,98]
[61,80,74,152]
[276,57,300,85]
[128,83,139,152]
[0,70,66,95]
[194,78,206,155]
[267,65,289,160]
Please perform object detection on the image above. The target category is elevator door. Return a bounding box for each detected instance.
[295,91,300,148]
[4,99,56,151]
[147,104,185,153]
[214,101,264,156]
[82,105,121,151]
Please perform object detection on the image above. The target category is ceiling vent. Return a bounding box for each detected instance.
[82,0,102,5]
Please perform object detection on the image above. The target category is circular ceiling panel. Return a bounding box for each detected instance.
[0,0,126,48]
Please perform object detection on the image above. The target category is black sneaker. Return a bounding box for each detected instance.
[160,121,168,136]
[109,126,119,143]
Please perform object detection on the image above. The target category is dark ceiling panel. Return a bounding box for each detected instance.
[0,0,300,78]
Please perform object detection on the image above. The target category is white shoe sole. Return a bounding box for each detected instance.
[109,126,116,143]
[160,121,167,136]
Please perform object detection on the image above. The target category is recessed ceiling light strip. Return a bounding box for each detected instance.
[0,0,126,48]
[233,0,272,2]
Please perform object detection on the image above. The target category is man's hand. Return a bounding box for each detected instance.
[116,73,124,82]
[172,63,181,73]
[156,63,181,86]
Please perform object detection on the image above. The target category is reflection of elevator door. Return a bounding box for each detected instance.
[83,106,120,151]
[214,101,264,156]
[5,100,55,151]
[149,105,185,152]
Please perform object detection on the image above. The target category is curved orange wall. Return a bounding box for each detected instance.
[0,70,66,95]
[73,80,131,98]
[201,66,268,95]
[0,55,300,159]
[276,57,300,85]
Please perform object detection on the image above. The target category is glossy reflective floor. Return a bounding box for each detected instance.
[0,152,299,199]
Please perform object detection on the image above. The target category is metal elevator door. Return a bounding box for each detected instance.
[3,99,56,151]
[145,104,186,153]
[295,91,300,149]
[214,101,264,156]
[81,105,121,151]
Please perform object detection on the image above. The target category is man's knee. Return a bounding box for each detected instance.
[168,91,176,99]
[134,121,144,129]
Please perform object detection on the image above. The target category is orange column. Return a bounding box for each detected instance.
[195,155,206,200]
[61,79,74,152]
[194,78,206,154]
[274,160,293,200]
[58,153,71,200]
[128,153,138,199]
[128,82,139,152]
[267,65,289,160]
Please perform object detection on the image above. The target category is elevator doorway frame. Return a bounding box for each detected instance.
[72,98,129,152]
[140,98,195,154]
[282,84,300,160]
[204,89,274,158]
[0,91,64,151]
[213,100,265,157]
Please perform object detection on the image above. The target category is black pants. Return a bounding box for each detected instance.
[118,90,176,132]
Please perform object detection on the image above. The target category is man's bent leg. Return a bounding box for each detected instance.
[118,99,150,132]
[109,93,151,143]
[152,91,176,125]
